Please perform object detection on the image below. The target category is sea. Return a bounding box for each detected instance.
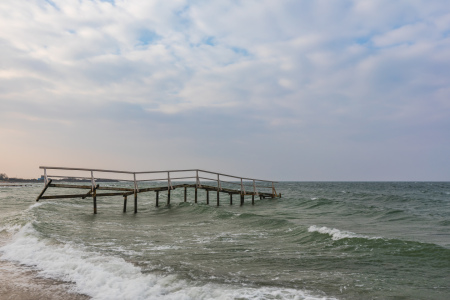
[0,182,449,300]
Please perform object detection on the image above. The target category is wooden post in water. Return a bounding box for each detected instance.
[134,190,137,213]
[167,189,171,205]
[156,191,159,207]
[133,173,138,213]
[230,193,232,205]
[93,189,97,214]
[240,194,244,206]
[217,190,220,206]
[206,190,209,205]
[195,187,198,203]
[91,171,97,214]
[123,195,127,212]
[252,194,255,205]
[184,187,187,202]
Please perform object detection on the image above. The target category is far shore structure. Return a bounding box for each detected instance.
[36,166,281,214]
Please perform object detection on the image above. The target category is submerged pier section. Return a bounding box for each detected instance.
[36,166,281,214]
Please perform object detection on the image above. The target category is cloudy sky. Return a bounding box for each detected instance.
[1,0,449,181]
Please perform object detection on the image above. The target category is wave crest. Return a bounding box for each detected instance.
[308,225,380,241]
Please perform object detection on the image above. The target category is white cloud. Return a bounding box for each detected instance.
[0,0,450,180]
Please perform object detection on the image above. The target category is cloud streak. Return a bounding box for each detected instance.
[1,0,449,180]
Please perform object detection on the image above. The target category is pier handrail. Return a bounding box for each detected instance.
[39,166,277,184]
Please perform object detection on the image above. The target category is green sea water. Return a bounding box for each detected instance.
[1,182,449,299]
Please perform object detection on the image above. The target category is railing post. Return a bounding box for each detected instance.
[91,171,96,192]
[44,168,48,185]
[196,170,200,187]
[217,174,221,190]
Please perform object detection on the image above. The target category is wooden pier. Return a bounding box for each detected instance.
[36,167,281,214]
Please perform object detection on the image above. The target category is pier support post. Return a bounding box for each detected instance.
[93,190,97,214]
[230,193,232,205]
[195,187,198,203]
[167,189,171,205]
[217,190,220,206]
[156,191,159,207]
[134,190,137,213]
[206,190,209,205]
[252,194,255,205]
[123,195,127,212]
[240,194,244,206]
[184,187,187,202]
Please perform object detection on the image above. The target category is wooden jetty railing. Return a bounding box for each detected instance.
[36,166,281,214]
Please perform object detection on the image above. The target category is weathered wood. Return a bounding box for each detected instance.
[93,189,97,214]
[37,173,278,214]
[36,179,52,201]
[40,192,130,199]
[82,184,99,199]
[134,190,137,213]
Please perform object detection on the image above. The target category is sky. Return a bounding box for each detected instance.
[0,0,449,181]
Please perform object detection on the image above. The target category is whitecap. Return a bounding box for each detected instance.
[308,225,381,241]
[1,224,336,300]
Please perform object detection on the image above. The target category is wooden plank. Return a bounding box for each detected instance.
[36,179,52,202]
[51,183,135,192]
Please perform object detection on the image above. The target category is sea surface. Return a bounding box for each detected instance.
[1,182,449,299]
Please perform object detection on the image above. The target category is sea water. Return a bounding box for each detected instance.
[1,182,449,299]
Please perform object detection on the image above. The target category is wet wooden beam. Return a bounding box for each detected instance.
[36,179,52,202]
[195,187,197,203]
[123,195,127,212]
[184,187,187,202]
[156,191,159,207]
[167,189,171,205]
[230,193,232,205]
[206,190,209,205]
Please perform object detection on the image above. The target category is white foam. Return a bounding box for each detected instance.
[1,224,337,300]
[308,225,380,241]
